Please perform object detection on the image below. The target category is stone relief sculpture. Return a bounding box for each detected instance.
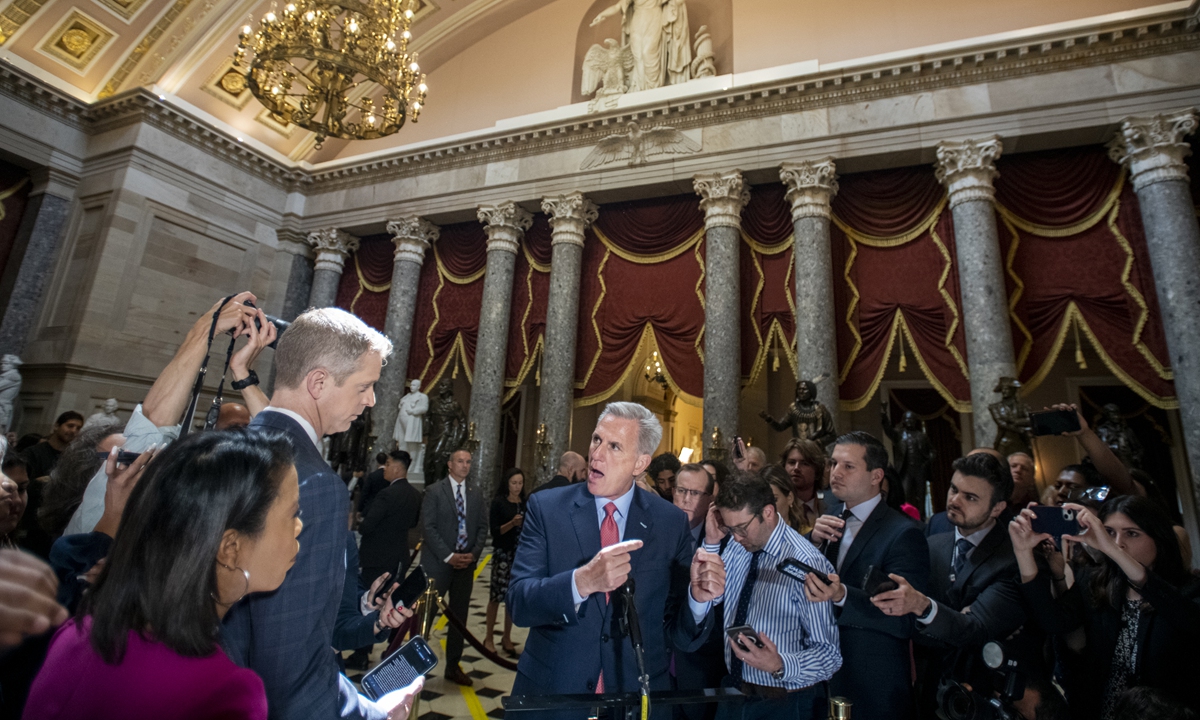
[424,378,466,482]
[395,379,429,481]
[83,398,120,429]
[760,378,838,449]
[1095,403,1144,469]
[580,121,700,169]
[989,377,1032,458]
[0,355,21,435]
[582,39,634,110]
[881,408,934,519]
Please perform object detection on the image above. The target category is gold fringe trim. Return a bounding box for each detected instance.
[416,268,448,387]
[831,196,948,248]
[423,333,474,391]
[0,177,28,221]
[349,254,392,315]
[928,223,970,380]
[434,244,487,285]
[577,249,611,392]
[694,238,706,364]
[574,323,703,408]
[522,242,551,274]
[740,230,794,255]
[995,174,1125,237]
[502,263,545,401]
[592,226,705,264]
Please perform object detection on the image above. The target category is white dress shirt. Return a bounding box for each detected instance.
[262,406,321,450]
[917,519,995,625]
[833,492,884,607]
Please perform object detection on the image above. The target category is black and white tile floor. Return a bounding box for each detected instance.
[343,554,526,720]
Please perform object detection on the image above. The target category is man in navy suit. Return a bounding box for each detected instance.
[803,431,930,720]
[221,307,418,720]
[507,402,727,719]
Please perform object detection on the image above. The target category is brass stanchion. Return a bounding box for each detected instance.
[405,578,440,718]
[829,696,851,719]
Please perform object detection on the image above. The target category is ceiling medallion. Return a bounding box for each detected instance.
[234,0,428,148]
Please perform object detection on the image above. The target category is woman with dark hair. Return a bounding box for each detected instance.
[1010,495,1200,720]
[760,464,801,531]
[484,467,526,657]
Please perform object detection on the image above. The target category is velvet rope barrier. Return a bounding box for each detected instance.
[433,595,520,671]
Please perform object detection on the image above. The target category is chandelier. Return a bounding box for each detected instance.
[234,0,427,147]
[644,350,668,391]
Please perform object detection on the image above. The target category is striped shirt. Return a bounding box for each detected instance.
[704,518,842,689]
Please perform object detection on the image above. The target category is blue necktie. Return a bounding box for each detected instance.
[952,538,973,579]
[730,550,763,681]
[455,483,468,552]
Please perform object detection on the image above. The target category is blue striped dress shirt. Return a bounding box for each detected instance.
[704,518,842,689]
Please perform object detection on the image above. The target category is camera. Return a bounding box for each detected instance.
[936,642,1025,720]
[241,300,289,349]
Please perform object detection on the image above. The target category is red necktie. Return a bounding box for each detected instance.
[597,502,619,694]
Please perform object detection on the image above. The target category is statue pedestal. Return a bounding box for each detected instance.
[406,442,426,487]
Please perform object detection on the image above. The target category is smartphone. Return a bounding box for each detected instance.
[733,436,744,460]
[374,566,428,608]
[360,635,438,700]
[725,624,764,650]
[1030,505,1081,540]
[862,564,898,597]
[777,557,830,586]
[95,450,143,465]
[1029,409,1081,437]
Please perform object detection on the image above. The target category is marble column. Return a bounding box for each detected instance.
[306,228,359,309]
[780,158,841,424]
[264,232,313,396]
[1108,109,1200,559]
[0,168,77,358]
[536,192,598,481]
[694,171,749,443]
[470,202,532,491]
[371,216,438,456]
[935,137,1016,448]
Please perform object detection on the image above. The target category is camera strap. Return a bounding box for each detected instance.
[178,295,236,438]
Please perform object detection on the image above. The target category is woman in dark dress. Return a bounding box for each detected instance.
[1010,495,1200,720]
[484,468,526,657]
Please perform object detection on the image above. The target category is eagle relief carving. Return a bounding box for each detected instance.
[580,121,701,170]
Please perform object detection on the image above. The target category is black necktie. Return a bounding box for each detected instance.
[823,508,855,569]
[951,538,973,580]
[730,550,763,681]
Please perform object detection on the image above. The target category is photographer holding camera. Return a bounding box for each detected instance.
[1011,496,1200,720]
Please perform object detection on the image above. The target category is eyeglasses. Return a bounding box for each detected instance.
[672,487,711,500]
[720,513,762,538]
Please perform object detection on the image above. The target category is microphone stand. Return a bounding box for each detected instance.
[617,579,650,720]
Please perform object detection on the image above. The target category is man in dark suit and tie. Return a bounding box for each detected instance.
[507,401,727,719]
[421,448,488,686]
[221,307,419,720]
[803,431,930,720]
[531,451,586,494]
[870,452,1032,714]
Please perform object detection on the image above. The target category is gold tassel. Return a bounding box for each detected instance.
[452,354,459,379]
[772,351,780,372]
[1073,321,1087,369]
[898,339,908,373]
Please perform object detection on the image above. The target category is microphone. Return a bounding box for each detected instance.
[617,579,651,701]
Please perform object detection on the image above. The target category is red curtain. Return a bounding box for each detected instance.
[740,183,796,385]
[334,234,393,331]
[504,215,552,396]
[574,195,706,404]
[406,221,487,388]
[831,167,971,411]
[995,146,1174,406]
[0,159,31,283]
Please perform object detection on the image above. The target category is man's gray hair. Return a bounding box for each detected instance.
[274,307,393,389]
[1008,451,1033,463]
[597,402,662,457]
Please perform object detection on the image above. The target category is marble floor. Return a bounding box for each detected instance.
[344,554,527,720]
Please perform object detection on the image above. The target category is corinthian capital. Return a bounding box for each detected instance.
[306,228,360,273]
[541,192,599,248]
[694,170,750,229]
[780,158,839,220]
[1107,110,1199,191]
[386,216,439,265]
[478,201,534,254]
[934,136,1003,208]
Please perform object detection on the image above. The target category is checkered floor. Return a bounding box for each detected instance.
[343,554,526,720]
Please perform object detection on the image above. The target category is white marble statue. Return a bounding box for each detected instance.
[396,379,429,484]
[83,398,120,429]
[590,0,693,93]
[582,38,634,107]
[0,355,21,434]
[690,25,716,78]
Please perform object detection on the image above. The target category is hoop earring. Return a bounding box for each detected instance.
[212,561,251,606]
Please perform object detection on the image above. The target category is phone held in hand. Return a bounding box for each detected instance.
[360,635,438,700]
[1029,505,1082,541]
[1029,409,1081,437]
[375,566,428,608]
[725,624,764,650]
[862,564,898,597]
[777,557,831,585]
[95,450,142,465]
[733,436,744,460]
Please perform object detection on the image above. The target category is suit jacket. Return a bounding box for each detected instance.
[530,474,571,495]
[356,469,387,515]
[925,511,952,537]
[821,498,930,720]
[507,483,713,717]
[420,477,488,588]
[359,478,421,578]
[335,533,388,652]
[221,411,379,720]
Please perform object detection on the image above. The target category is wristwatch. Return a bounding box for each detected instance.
[917,599,936,621]
[770,666,785,682]
[231,370,259,390]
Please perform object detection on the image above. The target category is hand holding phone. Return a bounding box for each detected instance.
[777,557,830,585]
[1029,505,1082,541]
[862,564,898,597]
[361,635,438,701]
[725,624,764,651]
[1029,409,1082,437]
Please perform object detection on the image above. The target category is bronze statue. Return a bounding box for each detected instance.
[881,408,934,519]
[989,377,1032,458]
[1095,403,1144,469]
[424,378,467,481]
[328,406,373,477]
[760,380,837,449]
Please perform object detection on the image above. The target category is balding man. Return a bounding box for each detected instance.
[1008,452,1039,508]
[533,451,587,494]
[215,402,251,430]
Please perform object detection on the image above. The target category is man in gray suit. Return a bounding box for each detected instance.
[421,448,488,686]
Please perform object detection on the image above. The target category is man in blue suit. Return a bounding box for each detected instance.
[507,402,727,719]
[803,431,930,720]
[221,307,417,720]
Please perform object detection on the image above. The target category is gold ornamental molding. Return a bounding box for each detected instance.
[99,0,200,98]
[0,0,44,45]
[96,0,154,22]
[38,11,115,72]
